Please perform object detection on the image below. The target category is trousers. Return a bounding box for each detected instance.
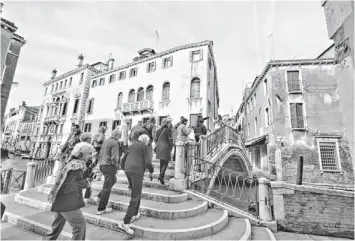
[123,173,143,224]
[97,165,117,211]
[43,209,86,240]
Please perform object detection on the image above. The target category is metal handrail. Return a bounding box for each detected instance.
[34,159,55,185]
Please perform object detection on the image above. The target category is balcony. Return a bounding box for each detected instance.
[121,100,154,114]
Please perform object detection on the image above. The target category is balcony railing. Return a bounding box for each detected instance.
[287,80,301,92]
[121,100,154,113]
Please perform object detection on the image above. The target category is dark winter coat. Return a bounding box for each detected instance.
[124,141,154,177]
[155,126,173,161]
[51,169,89,212]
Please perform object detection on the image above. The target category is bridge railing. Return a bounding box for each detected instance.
[185,142,259,216]
[1,168,27,194]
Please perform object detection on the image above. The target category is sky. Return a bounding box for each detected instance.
[4,0,333,116]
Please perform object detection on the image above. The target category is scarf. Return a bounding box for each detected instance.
[47,158,85,204]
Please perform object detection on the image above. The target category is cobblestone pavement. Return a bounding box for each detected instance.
[275,231,351,240]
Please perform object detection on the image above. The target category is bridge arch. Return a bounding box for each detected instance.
[217,146,252,177]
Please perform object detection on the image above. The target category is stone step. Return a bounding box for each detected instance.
[91,182,187,203]
[1,195,132,240]
[117,169,175,181]
[251,226,276,241]
[22,188,207,220]
[39,182,188,203]
[14,190,229,240]
[152,162,174,170]
[197,218,251,240]
[1,221,44,240]
[116,177,169,190]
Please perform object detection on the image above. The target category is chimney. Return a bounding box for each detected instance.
[51,69,57,79]
[77,54,84,67]
[22,101,26,107]
[108,53,114,70]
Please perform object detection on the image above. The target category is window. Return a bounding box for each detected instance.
[147,61,156,72]
[287,70,301,92]
[109,74,116,84]
[99,121,107,127]
[87,98,94,114]
[264,79,267,95]
[247,123,250,136]
[254,117,258,134]
[59,81,63,89]
[190,114,199,127]
[69,77,72,87]
[64,79,67,88]
[62,102,67,116]
[190,50,202,62]
[128,89,136,103]
[190,78,201,98]
[92,80,97,88]
[265,108,269,126]
[290,103,305,129]
[79,72,84,85]
[55,83,58,91]
[162,82,170,101]
[117,92,123,109]
[162,56,173,68]
[99,77,105,86]
[253,93,256,107]
[119,71,126,80]
[51,85,54,93]
[137,87,145,101]
[84,123,92,132]
[317,139,341,171]
[129,68,138,77]
[146,85,153,100]
[112,120,121,130]
[44,87,48,96]
[159,116,168,126]
[73,99,79,114]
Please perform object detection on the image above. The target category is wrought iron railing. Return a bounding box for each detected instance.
[1,168,27,194]
[185,142,259,216]
[34,159,55,185]
[206,126,226,156]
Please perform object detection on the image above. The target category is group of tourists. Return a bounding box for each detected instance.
[42,113,230,240]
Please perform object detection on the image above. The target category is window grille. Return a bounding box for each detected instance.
[319,142,338,170]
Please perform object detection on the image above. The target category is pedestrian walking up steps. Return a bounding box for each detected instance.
[1,173,275,240]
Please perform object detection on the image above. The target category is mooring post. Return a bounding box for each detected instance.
[296,156,304,185]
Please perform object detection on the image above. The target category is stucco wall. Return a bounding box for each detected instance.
[85,45,217,134]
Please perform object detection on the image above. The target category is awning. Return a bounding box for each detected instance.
[245,135,268,147]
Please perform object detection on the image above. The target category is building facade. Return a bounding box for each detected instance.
[32,55,102,158]
[2,102,39,151]
[1,3,26,126]
[83,40,219,137]
[322,0,354,161]
[236,58,353,185]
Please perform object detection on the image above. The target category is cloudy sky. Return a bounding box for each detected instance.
[4,0,332,115]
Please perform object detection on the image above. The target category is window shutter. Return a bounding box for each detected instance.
[189,51,193,62]
[200,49,203,61]
[170,56,173,67]
[296,103,304,128]
[290,103,297,128]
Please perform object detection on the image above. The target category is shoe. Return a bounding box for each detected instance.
[131,213,141,223]
[118,221,134,235]
[93,197,100,204]
[158,177,165,185]
[97,207,113,215]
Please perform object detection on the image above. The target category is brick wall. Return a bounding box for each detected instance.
[272,182,354,239]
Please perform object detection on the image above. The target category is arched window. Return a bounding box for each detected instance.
[137,87,145,101]
[62,102,67,116]
[117,92,123,109]
[87,98,94,114]
[146,85,153,100]
[190,78,200,98]
[128,89,136,103]
[162,82,170,101]
[64,79,67,88]
[73,99,79,114]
